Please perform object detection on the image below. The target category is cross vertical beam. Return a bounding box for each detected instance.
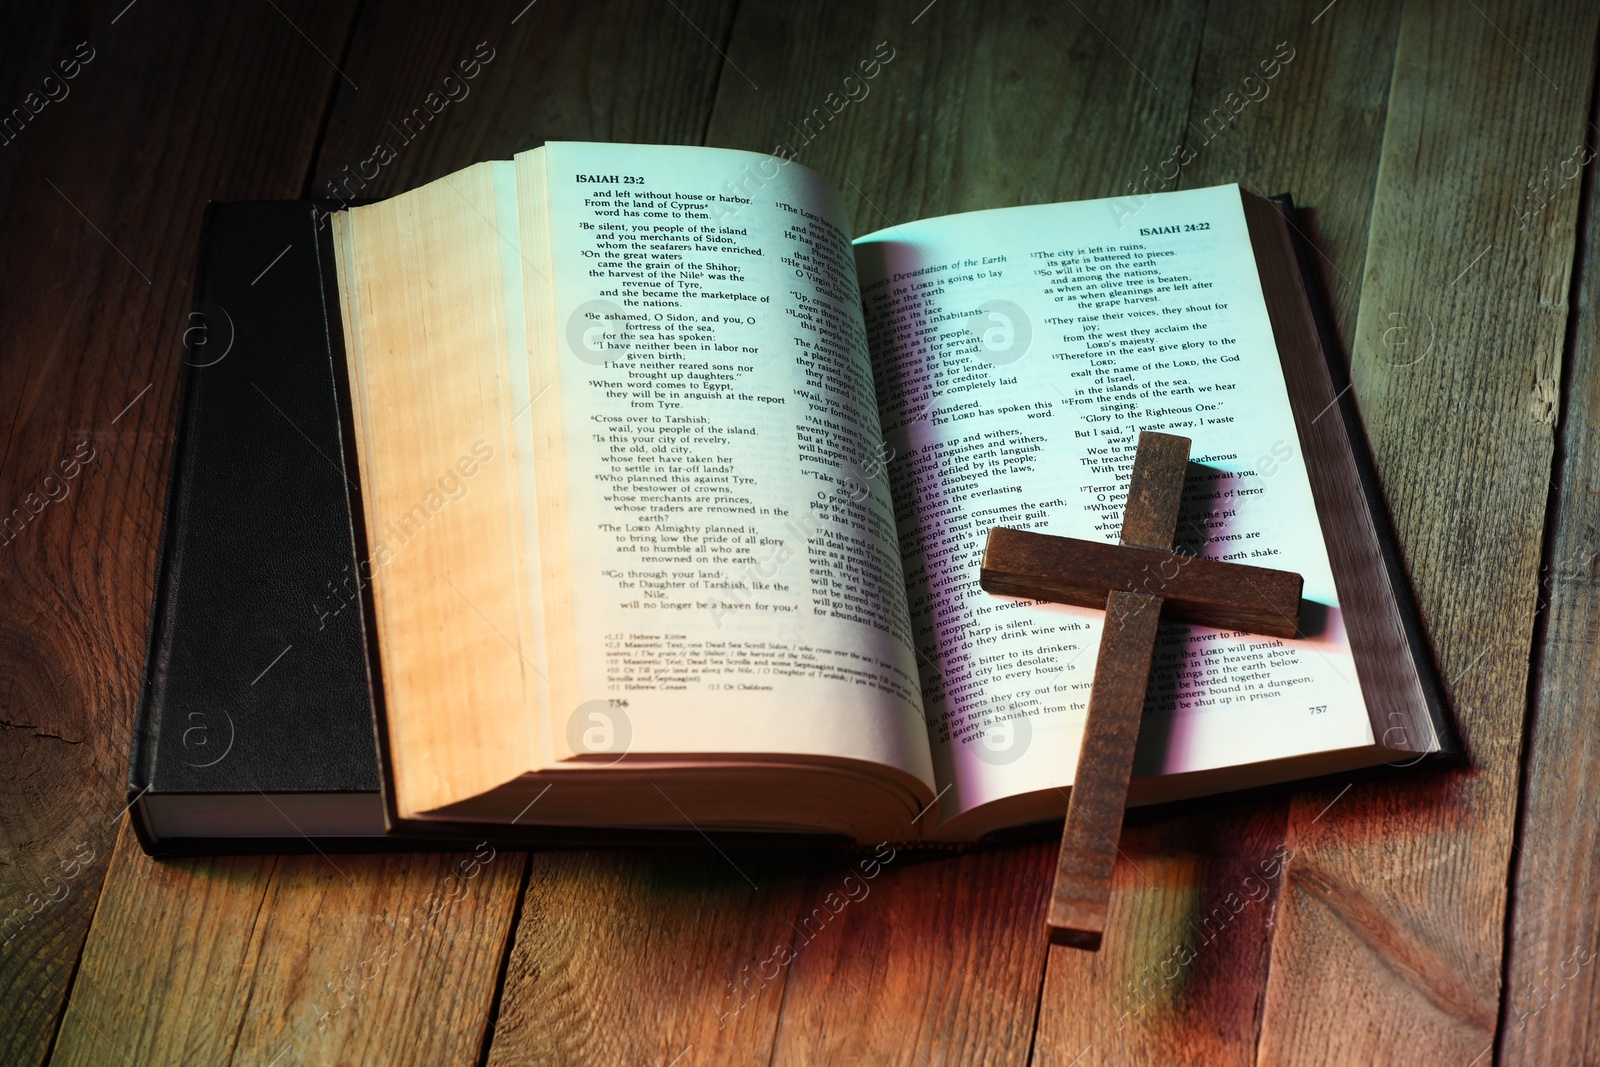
[1046,431,1191,947]
[979,431,1303,947]
[1047,587,1163,947]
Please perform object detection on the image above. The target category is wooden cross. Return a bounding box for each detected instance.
[978,430,1304,949]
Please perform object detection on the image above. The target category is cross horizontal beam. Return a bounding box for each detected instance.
[979,528,1303,639]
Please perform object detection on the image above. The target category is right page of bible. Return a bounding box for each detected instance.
[854,183,1375,828]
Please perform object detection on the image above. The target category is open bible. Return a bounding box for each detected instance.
[329,141,1445,847]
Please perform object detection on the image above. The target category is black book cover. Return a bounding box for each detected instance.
[129,201,393,855]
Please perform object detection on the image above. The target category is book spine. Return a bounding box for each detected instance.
[127,201,219,854]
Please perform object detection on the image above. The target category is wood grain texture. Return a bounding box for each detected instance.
[0,4,360,1064]
[770,842,1055,1067]
[704,0,1207,235]
[487,849,813,1066]
[1033,1,1407,1062]
[1498,80,1600,1064]
[313,0,734,195]
[980,530,1303,638]
[1255,1,1600,1063]
[52,827,523,1067]
[1051,591,1165,949]
[1033,800,1290,1066]
[1173,0,1406,352]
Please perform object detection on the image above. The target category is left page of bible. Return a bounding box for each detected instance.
[518,141,935,797]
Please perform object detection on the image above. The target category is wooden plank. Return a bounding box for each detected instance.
[698,1,1209,1062]
[1033,800,1289,1064]
[51,3,739,1066]
[1164,0,1405,346]
[770,842,1056,1067]
[311,0,733,195]
[1032,1,1405,1062]
[488,850,815,1065]
[0,4,360,1064]
[1253,1,1600,1063]
[1051,590,1165,948]
[52,828,522,1066]
[704,0,1207,227]
[1497,80,1600,1066]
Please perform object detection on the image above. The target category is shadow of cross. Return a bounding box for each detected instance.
[978,430,1304,950]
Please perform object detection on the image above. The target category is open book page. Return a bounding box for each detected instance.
[853,184,1375,828]
[521,142,933,794]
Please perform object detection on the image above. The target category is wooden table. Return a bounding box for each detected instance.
[4,2,1597,1063]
